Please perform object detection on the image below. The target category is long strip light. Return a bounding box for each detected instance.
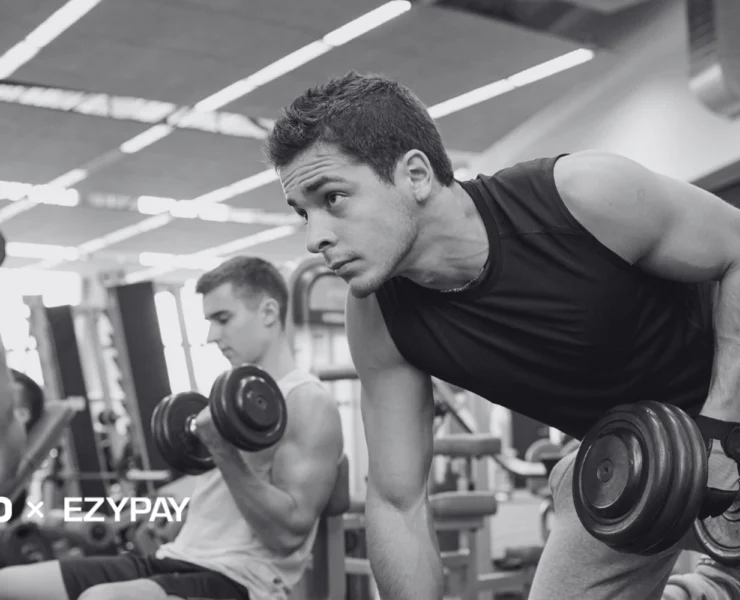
[0,0,103,79]
[427,48,595,118]
[1,0,412,232]
[0,82,273,140]
[29,169,285,270]
[0,178,299,225]
[124,224,302,284]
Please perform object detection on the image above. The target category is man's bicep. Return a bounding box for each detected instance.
[271,389,343,520]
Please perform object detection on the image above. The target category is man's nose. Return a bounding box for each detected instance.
[206,322,219,344]
[306,217,337,254]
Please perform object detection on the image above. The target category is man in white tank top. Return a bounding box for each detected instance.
[0,256,344,600]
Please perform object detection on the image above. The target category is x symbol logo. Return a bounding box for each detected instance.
[26,501,44,519]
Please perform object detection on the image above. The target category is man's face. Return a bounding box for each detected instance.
[202,283,275,367]
[280,144,419,298]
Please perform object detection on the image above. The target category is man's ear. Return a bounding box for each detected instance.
[398,149,434,203]
[261,297,281,327]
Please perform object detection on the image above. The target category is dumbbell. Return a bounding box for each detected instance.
[572,401,740,565]
[151,364,287,475]
[0,522,55,567]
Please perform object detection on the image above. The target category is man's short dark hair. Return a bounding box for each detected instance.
[195,256,289,327]
[264,71,455,186]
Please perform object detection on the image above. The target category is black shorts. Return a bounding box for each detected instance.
[59,552,250,600]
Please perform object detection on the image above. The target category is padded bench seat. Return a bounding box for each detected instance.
[433,434,501,458]
[0,403,75,502]
[430,491,498,520]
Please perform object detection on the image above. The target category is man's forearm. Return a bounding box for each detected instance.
[211,446,304,554]
[366,488,444,600]
[702,266,740,420]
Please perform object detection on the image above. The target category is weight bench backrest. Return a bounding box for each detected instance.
[0,403,75,502]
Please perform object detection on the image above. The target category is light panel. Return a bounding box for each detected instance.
[0,0,103,78]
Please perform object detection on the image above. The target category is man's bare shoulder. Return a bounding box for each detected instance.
[284,377,342,440]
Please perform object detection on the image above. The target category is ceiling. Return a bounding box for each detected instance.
[0,0,622,285]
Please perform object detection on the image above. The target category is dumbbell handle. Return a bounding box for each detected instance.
[185,415,199,439]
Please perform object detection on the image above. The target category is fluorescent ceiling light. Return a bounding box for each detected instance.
[428,48,595,119]
[194,80,259,113]
[323,1,411,47]
[0,0,103,79]
[0,177,298,226]
[38,168,283,268]
[7,242,79,261]
[0,82,272,140]
[120,124,174,154]
[193,170,280,204]
[137,196,177,215]
[124,224,301,284]
[49,169,88,188]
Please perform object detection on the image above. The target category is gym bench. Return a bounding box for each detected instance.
[432,434,534,600]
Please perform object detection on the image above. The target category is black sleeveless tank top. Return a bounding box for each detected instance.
[374,156,714,439]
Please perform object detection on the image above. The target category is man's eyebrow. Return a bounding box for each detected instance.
[205,309,229,321]
[303,175,349,194]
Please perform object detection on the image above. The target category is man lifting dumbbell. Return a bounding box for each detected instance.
[267,72,740,600]
[0,256,344,600]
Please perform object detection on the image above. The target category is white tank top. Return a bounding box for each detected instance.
[156,369,325,599]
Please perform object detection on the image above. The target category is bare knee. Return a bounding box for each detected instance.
[79,580,170,600]
[79,585,116,600]
[0,562,68,600]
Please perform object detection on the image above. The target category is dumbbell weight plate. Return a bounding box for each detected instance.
[151,392,214,475]
[693,497,740,566]
[573,401,706,555]
[0,522,54,566]
[210,365,287,452]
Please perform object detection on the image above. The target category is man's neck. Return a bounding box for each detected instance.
[400,181,490,290]
[256,336,297,382]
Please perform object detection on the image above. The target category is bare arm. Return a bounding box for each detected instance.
[555,151,740,418]
[0,338,25,482]
[210,383,343,555]
[346,292,442,600]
